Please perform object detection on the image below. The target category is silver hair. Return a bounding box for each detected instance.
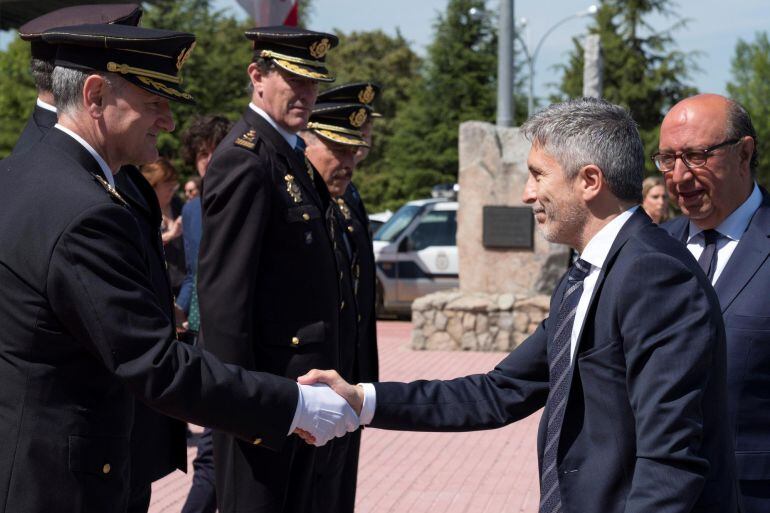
[724,99,759,176]
[520,97,644,203]
[51,66,119,115]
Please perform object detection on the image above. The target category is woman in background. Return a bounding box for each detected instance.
[642,175,670,224]
[141,158,186,295]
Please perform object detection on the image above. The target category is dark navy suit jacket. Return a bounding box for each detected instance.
[664,187,770,484]
[372,209,738,513]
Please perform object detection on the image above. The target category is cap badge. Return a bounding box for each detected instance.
[349,108,368,128]
[309,38,330,59]
[358,84,375,104]
[176,41,196,71]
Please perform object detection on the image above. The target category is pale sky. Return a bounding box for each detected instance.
[3,0,768,100]
[218,0,770,98]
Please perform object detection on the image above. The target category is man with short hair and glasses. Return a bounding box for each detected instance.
[659,93,770,513]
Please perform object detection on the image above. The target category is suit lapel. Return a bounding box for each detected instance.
[573,208,651,349]
[243,109,323,208]
[714,192,770,313]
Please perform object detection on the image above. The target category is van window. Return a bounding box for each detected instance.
[410,210,456,251]
[374,204,421,242]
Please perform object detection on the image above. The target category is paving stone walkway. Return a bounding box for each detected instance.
[150,321,541,513]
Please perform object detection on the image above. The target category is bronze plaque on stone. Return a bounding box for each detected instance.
[482,206,533,249]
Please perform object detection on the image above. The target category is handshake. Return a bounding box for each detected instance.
[291,370,367,447]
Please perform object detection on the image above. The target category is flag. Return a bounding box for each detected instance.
[235,0,298,27]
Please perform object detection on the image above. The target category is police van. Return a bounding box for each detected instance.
[373,190,459,317]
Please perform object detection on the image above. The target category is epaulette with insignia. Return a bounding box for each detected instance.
[235,129,257,150]
[94,174,129,207]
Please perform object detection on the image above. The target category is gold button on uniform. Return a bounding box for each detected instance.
[291,337,300,345]
[340,301,345,310]
[252,438,262,445]
[302,213,310,221]
[102,463,111,474]
[347,225,354,233]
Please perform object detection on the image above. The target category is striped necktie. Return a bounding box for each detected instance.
[539,258,591,513]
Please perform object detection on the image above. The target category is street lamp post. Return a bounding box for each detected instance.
[517,5,598,117]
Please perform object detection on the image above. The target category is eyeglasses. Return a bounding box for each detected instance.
[651,138,741,173]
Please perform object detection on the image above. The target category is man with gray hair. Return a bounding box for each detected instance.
[11,3,143,155]
[300,97,739,512]
[0,23,355,513]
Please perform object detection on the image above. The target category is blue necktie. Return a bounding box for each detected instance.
[697,229,721,282]
[294,136,306,160]
[539,258,590,513]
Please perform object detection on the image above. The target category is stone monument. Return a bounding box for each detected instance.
[411,34,603,352]
[411,122,571,351]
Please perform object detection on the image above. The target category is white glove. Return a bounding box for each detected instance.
[294,383,359,446]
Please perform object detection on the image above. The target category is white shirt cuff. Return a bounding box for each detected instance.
[287,382,303,435]
[359,382,377,425]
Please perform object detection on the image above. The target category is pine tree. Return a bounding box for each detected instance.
[322,29,422,212]
[0,38,35,158]
[556,0,697,172]
[377,0,518,211]
[727,32,770,188]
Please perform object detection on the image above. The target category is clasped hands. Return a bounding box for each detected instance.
[292,370,365,447]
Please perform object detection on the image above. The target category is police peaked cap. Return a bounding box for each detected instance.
[318,82,382,117]
[307,102,372,147]
[245,26,338,82]
[42,24,197,105]
[19,4,142,61]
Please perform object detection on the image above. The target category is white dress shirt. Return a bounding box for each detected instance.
[248,102,301,150]
[685,183,762,285]
[359,206,639,425]
[36,97,57,113]
[53,124,115,188]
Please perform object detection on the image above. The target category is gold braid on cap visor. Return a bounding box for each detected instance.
[107,62,182,84]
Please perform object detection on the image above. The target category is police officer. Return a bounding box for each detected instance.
[0,23,354,513]
[12,3,143,155]
[197,26,361,513]
[301,99,380,512]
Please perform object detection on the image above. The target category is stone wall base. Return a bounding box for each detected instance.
[411,289,550,352]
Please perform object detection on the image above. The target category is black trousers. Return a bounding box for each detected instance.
[127,483,151,513]
[182,427,217,513]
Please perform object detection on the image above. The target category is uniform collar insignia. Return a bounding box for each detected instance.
[94,174,128,207]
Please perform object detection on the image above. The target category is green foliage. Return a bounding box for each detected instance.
[323,29,422,212]
[0,38,35,158]
[727,32,770,189]
[372,0,519,212]
[140,0,253,178]
[555,0,698,173]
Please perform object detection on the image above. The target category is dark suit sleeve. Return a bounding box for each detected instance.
[619,252,718,512]
[198,146,271,367]
[371,321,550,431]
[46,202,297,450]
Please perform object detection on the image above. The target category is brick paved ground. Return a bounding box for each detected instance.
[150,321,541,513]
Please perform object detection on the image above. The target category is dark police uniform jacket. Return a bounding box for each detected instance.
[11,100,198,492]
[11,102,57,155]
[198,107,356,513]
[0,128,298,513]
